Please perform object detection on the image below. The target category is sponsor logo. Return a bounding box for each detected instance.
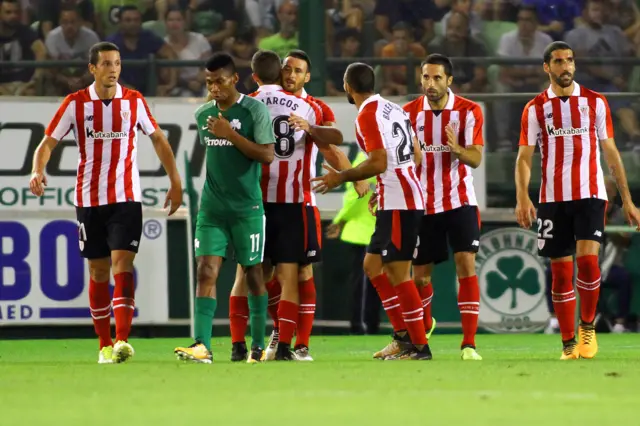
[85,115,93,122]
[307,250,316,257]
[249,255,259,261]
[85,128,128,139]
[424,145,451,152]
[204,136,233,146]
[476,228,547,333]
[130,240,139,247]
[594,230,602,237]
[545,124,588,137]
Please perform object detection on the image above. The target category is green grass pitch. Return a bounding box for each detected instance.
[1,334,638,425]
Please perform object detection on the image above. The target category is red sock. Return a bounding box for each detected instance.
[371,273,406,332]
[458,275,480,348]
[295,278,316,348]
[576,255,601,324]
[394,280,427,345]
[419,282,433,332]
[89,278,112,349]
[113,272,135,342]
[277,300,298,345]
[229,296,249,344]
[265,278,281,329]
[551,261,576,341]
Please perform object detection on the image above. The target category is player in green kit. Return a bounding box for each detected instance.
[175,53,275,364]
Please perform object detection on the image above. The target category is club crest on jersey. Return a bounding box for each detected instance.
[121,110,130,121]
[579,106,589,117]
[449,120,460,133]
[230,118,242,130]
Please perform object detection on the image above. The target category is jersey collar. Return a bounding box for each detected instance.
[546,81,581,98]
[257,84,283,92]
[88,82,123,100]
[422,88,455,110]
[300,88,308,98]
[358,93,382,113]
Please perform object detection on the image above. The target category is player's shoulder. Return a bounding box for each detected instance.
[121,86,145,101]
[239,93,271,115]
[578,84,607,102]
[402,95,423,114]
[194,99,216,118]
[65,87,90,104]
[452,93,481,113]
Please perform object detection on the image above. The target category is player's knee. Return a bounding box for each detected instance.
[415,275,431,288]
[454,252,476,278]
[298,264,313,282]
[196,260,219,288]
[363,255,383,279]
[88,258,111,282]
[244,265,265,294]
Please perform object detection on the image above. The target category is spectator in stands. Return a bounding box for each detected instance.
[601,176,634,333]
[18,0,35,25]
[520,0,583,40]
[164,6,211,97]
[106,5,177,95]
[565,0,640,151]
[0,0,46,96]
[440,0,483,38]
[379,21,425,96]
[608,0,640,42]
[326,27,360,95]
[374,0,437,51]
[45,6,99,95]
[244,0,298,37]
[188,0,238,50]
[258,0,298,58]
[429,10,488,93]
[494,5,551,151]
[94,0,144,38]
[326,0,365,55]
[225,29,258,94]
[38,0,96,39]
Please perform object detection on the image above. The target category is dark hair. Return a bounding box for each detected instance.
[205,52,237,73]
[336,27,360,43]
[285,49,311,72]
[235,28,256,44]
[118,4,140,19]
[517,4,538,17]
[391,21,412,33]
[344,62,375,94]
[421,53,453,77]
[89,42,120,65]
[543,41,573,64]
[251,49,282,84]
[59,5,81,16]
[164,5,185,20]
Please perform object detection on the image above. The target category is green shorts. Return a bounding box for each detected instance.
[195,211,266,266]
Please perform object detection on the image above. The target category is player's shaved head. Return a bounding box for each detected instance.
[206,52,236,75]
[251,49,282,85]
[344,62,375,94]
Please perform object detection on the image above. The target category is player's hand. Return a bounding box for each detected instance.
[354,180,370,198]
[207,113,235,139]
[368,191,378,216]
[515,196,537,229]
[622,201,640,231]
[29,172,47,197]
[326,222,343,239]
[310,164,344,194]
[164,184,183,216]
[288,113,311,133]
[445,124,462,156]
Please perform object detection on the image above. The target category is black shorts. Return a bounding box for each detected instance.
[75,202,143,259]
[413,206,481,265]
[264,203,322,265]
[367,209,424,263]
[536,198,607,258]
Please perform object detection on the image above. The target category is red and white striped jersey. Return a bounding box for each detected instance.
[251,84,322,205]
[45,83,158,207]
[404,91,484,214]
[519,82,611,203]
[355,94,424,211]
[301,88,336,123]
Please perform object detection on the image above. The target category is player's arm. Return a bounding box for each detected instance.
[311,149,386,194]
[318,145,351,171]
[515,103,539,229]
[149,128,182,187]
[207,113,274,163]
[446,105,484,168]
[289,114,344,147]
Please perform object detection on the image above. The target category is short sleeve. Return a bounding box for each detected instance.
[137,96,158,135]
[519,102,541,146]
[314,98,336,123]
[45,95,75,141]
[250,101,276,145]
[595,96,614,140]
[464,104,484,146]
[356,103,384,152]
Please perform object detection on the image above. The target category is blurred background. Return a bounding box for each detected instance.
[1,0,639,337]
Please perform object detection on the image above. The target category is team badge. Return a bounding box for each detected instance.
[579,106,589,117]
[121,110,131,121]
[449,120,460,133]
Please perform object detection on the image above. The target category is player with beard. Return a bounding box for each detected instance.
[516,41,640,359]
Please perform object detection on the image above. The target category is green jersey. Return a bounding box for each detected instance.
[195,94,275,217]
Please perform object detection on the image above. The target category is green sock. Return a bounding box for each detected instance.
[248,293,268,349]
[194,297,217,351]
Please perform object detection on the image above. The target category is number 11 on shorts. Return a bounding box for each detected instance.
[250,233,260,253]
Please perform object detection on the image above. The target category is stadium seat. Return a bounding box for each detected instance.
[481,21,517,55]
[143,20,166,38]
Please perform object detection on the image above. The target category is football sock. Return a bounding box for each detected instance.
[458,275,480,348]
[277,300,298,345]
[551,261,576,341]
[89,278,113,349]
[113,272,135,342]
[265,278,281,328]
[229,295,249,344]
[371,273,406,333]
[295,278,316,348]
[394,280,427,345]
[194,297,217,351]
[419,282,434,332]
[248,293,268,349]
[576,255,601,324]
